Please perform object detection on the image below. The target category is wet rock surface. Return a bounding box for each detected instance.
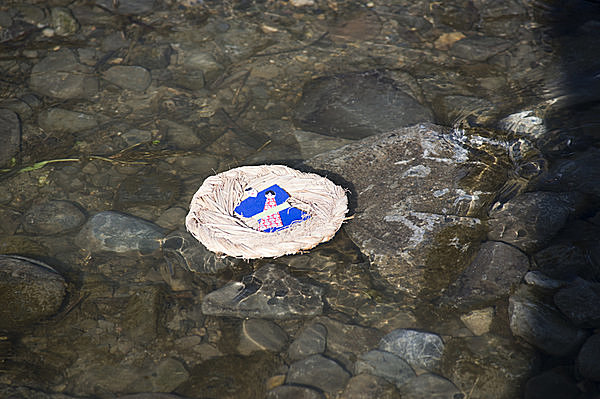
[23,200,86,235]
[0,108,21,167]
[0,255,66,332]
[75,211,166,254]
[308,123,507,298]
[294,72,433,139]
[201,264,324,319]
[441,241,530,309]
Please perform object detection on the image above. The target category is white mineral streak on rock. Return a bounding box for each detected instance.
[433,188,449,197]
[394,158,415,165]
[402,165,431,178]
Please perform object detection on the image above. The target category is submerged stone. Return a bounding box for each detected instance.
[441,241,529,309]
[23,200,86,235]
[286,354,351,393]
[201,264,323,319]
[0,255,66,332]
[75,211,166,254]
[29,48,98,99]
[308,123,510,298]
[295,71,433,139]
[0,108,21,167]
[379,329,444,372]
[103,65,152,91]
[509,285,588,356]
[354,349,415,387]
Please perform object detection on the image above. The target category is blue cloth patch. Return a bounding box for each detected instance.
[234,184,310,232]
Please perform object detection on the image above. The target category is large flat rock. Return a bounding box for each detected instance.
[307,123,510,298]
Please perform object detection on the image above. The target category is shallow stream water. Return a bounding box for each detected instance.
[1,0,600,398]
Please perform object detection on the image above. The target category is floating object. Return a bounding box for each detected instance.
[186,165,348,258]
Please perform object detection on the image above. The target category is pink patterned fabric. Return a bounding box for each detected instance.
[258,196,283,231]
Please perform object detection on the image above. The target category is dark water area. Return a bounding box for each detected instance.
[1,0,600,398]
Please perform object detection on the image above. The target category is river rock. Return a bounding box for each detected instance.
[103,65,152,91]
[533,147,600,197]
[577,334,600,381]
[487,191,579,253]
[238,318,288,355]
[553,278,600,327]
[201,264,323,319]
[442,334,538,399]
[310,316,383,369]
[307,123,510,298]
[75,211,166,254]
[286,354,351,393]
[524,369,580,399]
[441,241,529,309]
[29,48,98,99]
[398,373,463,399]
[161,230,235,275]
[354,349,415,387]
[266,385,324,399]
[379,329,444,372]
[0,108,21,167]
[340,374,400,399]
[509,285,588,356]
[23,200,87,235]
[95,0,156,15]
[50,7,79,36]
[38,108,98,133]
[287,322,327,361]
[294,71,433,139]
[0,255,66,331]
[449,35,512,62]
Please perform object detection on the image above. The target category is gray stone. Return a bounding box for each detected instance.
[294,72,433,139]
[50,7,79,36]
[23,200,86,235]
[307,123,510,298]
[340,374,400,399]
[286,354,351,393]
[119,394,193,399]
[95,0,156,15]
[162,120,204,148]
[524,369,580,399]
[288,323,327,361]
[577,334,600,381]
[238,319,288,355]
[30,48,98,99]
[266,385,324,399]
[441,335,538,399]
[354,349,415,387]
[38,108,98,133]
[103,65,152,91]
[524,271,567,290]
[509,285,588,356]
[0,108,21,167]
[311,316,383,369]
[441,241,529,308]
[177,49,223,84]
[487,191,578,253]
[161,230,235,274]
[460,307,494,336]
[533,147,600,197]
[114,173,180,209]
[398,373,463,399]
[554,279,600,327]
[75,211,166,254]
[450,36,512,61]
[379,329,444,372]
[201,264,323,319]
[0,255,66,331]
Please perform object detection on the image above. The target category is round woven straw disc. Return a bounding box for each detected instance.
[185,165,348,258]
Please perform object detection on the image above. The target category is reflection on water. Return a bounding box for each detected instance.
[0,0,599,398]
